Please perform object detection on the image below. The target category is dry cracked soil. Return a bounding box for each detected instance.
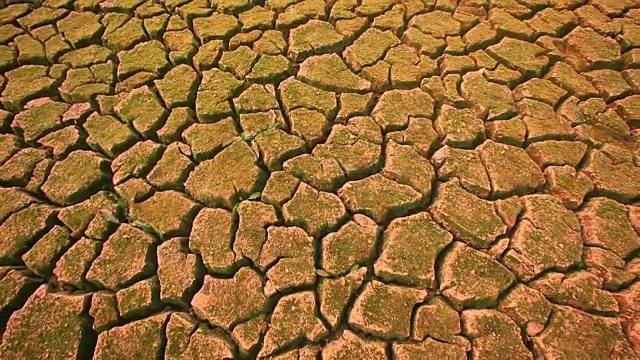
[0,0,640,358]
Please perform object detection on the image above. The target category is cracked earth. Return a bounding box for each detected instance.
[0,0,640,358]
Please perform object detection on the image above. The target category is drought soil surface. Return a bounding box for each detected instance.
[0,0,639,358]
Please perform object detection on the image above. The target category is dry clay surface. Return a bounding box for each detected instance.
[1,0,640,358]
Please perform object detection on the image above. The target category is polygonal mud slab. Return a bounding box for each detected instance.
[146,142,194,190]
[114,86,168,137]
[440,242,515,310]
[23,225,71,276]
[486,37,548,76]
[498,284,552,336]
[344,28,398,71]
[386,116,440,157]
[338,174,423,223]
[0,285,91,359]
[434,105,485,149]
[413,296,462,342]
[282,182,347,237]
[322,330,387,360]
[115,276,162,319]
[89,291,120,333]
[41,150,109,205]
[231,315,267,357]
[189,208,235,273]
[375,211,452,287]
[318,267,367,329]
[477,140,545,198]
[233,200,278,263]
[321,214,378,276]
[430,181,507,249]
[111,140,164,186]
[1,0,639,356]
[195,68,243,122]
[298,54,371,93]
[393,338,467,360]
[259,291,327,358]
[544,165,594,210]
[130,190,201,238]
[259,225,315,295]
[383,140,435,197]
[53,237,100,288]
[0,204,56,262]
[579,197,640,259]
[289,20,344,62]
[183,119,237,162]
[372,89,435,131]
[185,141,266,208]
[313,116,382,180]
[581,147,640,202]
[462,309,533,359]
[157,238,201,307]
[11,99,68,143]
[584,247,635,291]
[86,224,155,290]
[284,153,346,192]
[165,312,235,360]
[533,305,636,359]
[531,271,619,314]
[94,313,169,360]
[349,280,427,340]
[192,267,266,330]
[503,195,583,281]
[432,146,491,198]
[461,70,515,120]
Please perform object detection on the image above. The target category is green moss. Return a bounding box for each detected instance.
[254,30,287,55]
[299,53,371,93]
[57,11,103,47]
[41,151,109,206]
[339,174,422,223]
[104,18,148,52]
[192,13,240,42]
[239,6,275,31]
[344,28,398,71]
[117,40,169,79]
[54,238,100,286]
[254,129,307,170]
[115,86,168,136]
[234,84,278,113]
[196,68,243,122]
[1,65,57,112]
[289,20,344,62]
[12,101,68,143]
[185,141,266,208]
[279,77,337,118]
[116,277,159,318]
[144,14,169,39]
[59,45,114,68]
[18,6,66,29]
[219,46,257,79]
[247,54,292,83]
[22,226,72,276]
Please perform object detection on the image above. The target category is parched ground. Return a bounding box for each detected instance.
[0,0,640,358]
